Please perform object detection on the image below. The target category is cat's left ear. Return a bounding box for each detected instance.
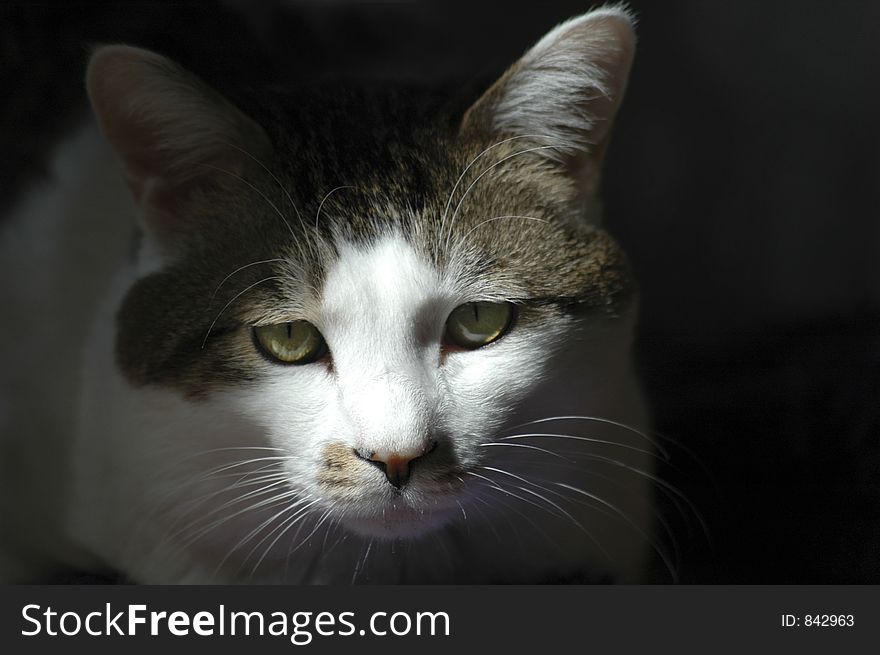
[86,45,271,250]
[460,7,635,197]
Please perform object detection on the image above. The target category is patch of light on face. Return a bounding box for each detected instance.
[319,234,448,453]
[320,234,449,353]
[330,235,443,308]
[368,238,417,290]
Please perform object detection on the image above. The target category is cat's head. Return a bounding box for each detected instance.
[86,8,639,553]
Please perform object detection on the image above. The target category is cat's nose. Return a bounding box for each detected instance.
[355,441,438,489]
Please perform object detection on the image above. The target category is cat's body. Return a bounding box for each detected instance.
[0,8,657,583]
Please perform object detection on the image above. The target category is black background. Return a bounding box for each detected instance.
[2,0,878,584]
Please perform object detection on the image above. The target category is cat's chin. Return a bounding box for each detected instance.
[342,506,454,540]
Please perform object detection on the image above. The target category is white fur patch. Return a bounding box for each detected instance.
[60,228,656,583]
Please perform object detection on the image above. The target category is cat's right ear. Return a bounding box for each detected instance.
[460,8,635,200]
[86,45,271,252]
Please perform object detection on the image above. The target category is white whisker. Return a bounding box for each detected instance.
[199,163,297,241]
[217,497,318,578]
[168,472,290,528]
[437,134,565,250]
[499,432,658,459]
[477,466,611,561]
[209,258,288,302]
[478,441,572,460]
[177,487,304,549]
[556,482,678,583]
[461,493,505,546]
[351,538,374,584]
[315,185,357,229]
[170,479,293,544]
[244,500,322,578]
[201,275,283,348]
[282,507,335,565]
[443,144,565,253]
[215,140,309,238]
[511,415,671,460]
[466,471,565,521]
[468,486,558,556]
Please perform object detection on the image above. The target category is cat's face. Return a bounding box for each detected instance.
[85,8,641,573]
[113,142,631,543]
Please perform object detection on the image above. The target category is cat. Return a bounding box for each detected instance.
[0,6,661,583]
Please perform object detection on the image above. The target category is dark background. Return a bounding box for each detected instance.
[2,0,878,583]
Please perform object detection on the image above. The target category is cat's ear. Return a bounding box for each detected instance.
[86,45,271,246]
[460,7,635,196]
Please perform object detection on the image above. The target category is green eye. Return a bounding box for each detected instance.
[253,321,327,364]
[445,302,515,349]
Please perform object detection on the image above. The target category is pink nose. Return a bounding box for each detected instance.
[356,441,437,489]
[370,453,415,489]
